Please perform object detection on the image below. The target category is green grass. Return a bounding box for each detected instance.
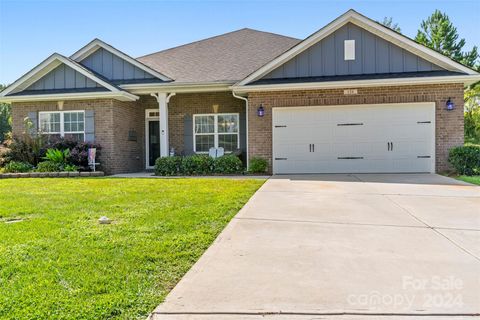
[0,178,264,320]
[457,175,480,185]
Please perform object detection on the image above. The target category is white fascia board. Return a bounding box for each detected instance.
[0,53,122,97]
[0,54,62,96]
[120,82,234,94]
[70,39,172,81]
[0,91,139,103]
[237,10,478,86]
[232,74,480,93]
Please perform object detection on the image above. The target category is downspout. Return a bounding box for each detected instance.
[232,91,249,170]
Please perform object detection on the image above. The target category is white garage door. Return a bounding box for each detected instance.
[272,102,435,174]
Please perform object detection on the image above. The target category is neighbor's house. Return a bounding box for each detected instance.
[1,10,479,175]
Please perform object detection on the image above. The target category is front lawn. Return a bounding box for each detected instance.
[0,178,264,319]
[457,175,480,186]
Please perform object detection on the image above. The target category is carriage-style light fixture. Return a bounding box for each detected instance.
[446,98,455,111]
[257,104,265,117]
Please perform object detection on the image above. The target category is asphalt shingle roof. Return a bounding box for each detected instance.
[137,28,300,83]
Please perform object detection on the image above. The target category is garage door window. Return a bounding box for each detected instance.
[194,113,239,153]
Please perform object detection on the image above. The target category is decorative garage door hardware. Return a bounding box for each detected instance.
[417,156,431,158]
[274,125,287,128]
[417,121,432,124]
[337,157,364,159]
[387,142,394,151]
[275,157,288,160]
[309,144,315,152]
[337,123,364,126]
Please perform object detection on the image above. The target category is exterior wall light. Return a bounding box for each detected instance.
[257,104,265,117]
[446,98,455,111]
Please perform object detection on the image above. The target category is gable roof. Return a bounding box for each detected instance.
[137,28,301,83]
[0,53,138,102]
[70,38,172,81]
[236,9,479,87]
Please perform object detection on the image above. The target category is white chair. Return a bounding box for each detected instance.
[208,147,217,158]
[208,147,225,158]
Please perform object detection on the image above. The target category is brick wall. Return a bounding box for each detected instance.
[11,84,462,175]
[11,99,117,174]
[167,92,245,154]
[111,100,145,173]
[247,83,465,173]
[10,91,245,174]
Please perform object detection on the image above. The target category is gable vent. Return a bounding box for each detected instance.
[344,40,355,61]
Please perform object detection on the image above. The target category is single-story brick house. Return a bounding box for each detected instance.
[1,10,479,175]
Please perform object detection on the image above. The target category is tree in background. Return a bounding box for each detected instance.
[0,85,11,143]
[464,86,480,144]
[381,17,401,33]
[415,10,479,70]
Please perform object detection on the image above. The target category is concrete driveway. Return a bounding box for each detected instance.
[151,174,480,319]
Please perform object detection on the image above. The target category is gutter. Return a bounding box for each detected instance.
[121,81,235,94]
[0,91,139,103]
[231,74,480,93]
[232,92,249,170]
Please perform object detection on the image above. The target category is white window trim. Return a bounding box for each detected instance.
[38,110,86,141]
[193,113,240,154]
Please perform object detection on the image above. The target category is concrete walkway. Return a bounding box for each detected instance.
[150,174,480,319]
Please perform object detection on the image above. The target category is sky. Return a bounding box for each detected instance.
[0,0,479,84]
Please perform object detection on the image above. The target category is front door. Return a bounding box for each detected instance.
[147,120,160,168]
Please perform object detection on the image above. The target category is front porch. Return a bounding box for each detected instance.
[118,91,248,174]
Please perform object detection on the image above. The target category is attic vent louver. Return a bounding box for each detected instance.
[344,40,355,61]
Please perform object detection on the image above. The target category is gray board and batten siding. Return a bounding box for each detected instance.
[262,22,445,79]
[80,48,156,82]
[26,64,101,91]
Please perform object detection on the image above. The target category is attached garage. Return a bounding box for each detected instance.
[272,102,435,174]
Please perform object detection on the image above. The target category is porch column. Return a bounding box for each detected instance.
[151,92,175,157]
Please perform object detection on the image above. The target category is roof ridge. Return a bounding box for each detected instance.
[137,28,300,59]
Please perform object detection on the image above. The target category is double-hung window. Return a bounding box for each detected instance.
[39,111,85,141]
[193,113,239,153]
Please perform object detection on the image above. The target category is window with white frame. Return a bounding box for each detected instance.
[39,111,85,141]
[193,113,239,153]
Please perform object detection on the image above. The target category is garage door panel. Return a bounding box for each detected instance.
[273,103,435,174]
[274,142,312,159]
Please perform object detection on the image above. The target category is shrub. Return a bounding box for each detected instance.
[213,154,243,174]
[1,135,100,171]
[36,161,62,172]
[155,156,182,176]
[182,155,214,175]
[155,154,244,176]
[248,157,268,174]
[448,145,480,176]
[3,161,33,173]
[48,138,101,170]
[43,148,70,164]
[63,164,78,172]
[2,134,46,166]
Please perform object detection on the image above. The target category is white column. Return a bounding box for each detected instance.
[151,92,169,157]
